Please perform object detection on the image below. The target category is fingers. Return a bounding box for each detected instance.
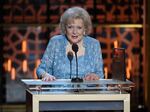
[84,73,100,81]
[42,74,56,81]
[42,76,55,81]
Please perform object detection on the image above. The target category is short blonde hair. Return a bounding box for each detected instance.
[60,7,92,35]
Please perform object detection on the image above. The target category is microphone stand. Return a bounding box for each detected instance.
[71,44,83,83]
[70,61,72,79]
[67,51,73,79]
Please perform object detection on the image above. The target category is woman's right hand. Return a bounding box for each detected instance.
[41,73,56,81]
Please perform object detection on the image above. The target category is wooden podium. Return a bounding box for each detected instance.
[22,79,134,112]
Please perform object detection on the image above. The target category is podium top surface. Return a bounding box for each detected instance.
[21,79,134,86]
[21,79,135,94]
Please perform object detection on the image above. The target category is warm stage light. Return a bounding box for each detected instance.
[22,60,28,72]
[22,40,27,53]
[33,68,38,79]
[128,58,132,70]
[126,67,130,79]
[126,58,132,79]
[104,67,108,79]
[11,67,16,80]
[33,59,41,79]
[8,59,12,72]
[114,40,118,48]
[36,59,41,67]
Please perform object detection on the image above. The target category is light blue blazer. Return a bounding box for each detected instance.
[36,35,104,79]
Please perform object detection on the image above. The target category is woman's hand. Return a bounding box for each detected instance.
[84,73,100,81]
[41,73,56,81]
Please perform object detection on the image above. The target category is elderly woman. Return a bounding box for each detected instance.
[36,7,104,81]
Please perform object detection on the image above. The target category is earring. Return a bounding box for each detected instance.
[83,31,86,35]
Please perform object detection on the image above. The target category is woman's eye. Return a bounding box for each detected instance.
[67,26,72,29]
[67,25,83,30]
[77,26,82,29]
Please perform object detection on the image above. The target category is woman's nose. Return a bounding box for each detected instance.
[72,27,77,34]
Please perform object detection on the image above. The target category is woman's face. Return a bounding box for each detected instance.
[66,18,85,44]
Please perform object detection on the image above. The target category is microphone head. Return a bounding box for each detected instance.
[67,51,73,61]
[72,43,78,53]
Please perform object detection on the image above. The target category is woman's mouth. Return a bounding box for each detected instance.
[72,36,78,39]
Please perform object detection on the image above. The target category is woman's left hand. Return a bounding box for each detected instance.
[84,73,100,81]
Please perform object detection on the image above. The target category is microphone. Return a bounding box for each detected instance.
[71,43,83,82]
[72,43,78,54]
[67,51,73,79]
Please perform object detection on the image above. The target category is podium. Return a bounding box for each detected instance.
[22,79,134,112]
